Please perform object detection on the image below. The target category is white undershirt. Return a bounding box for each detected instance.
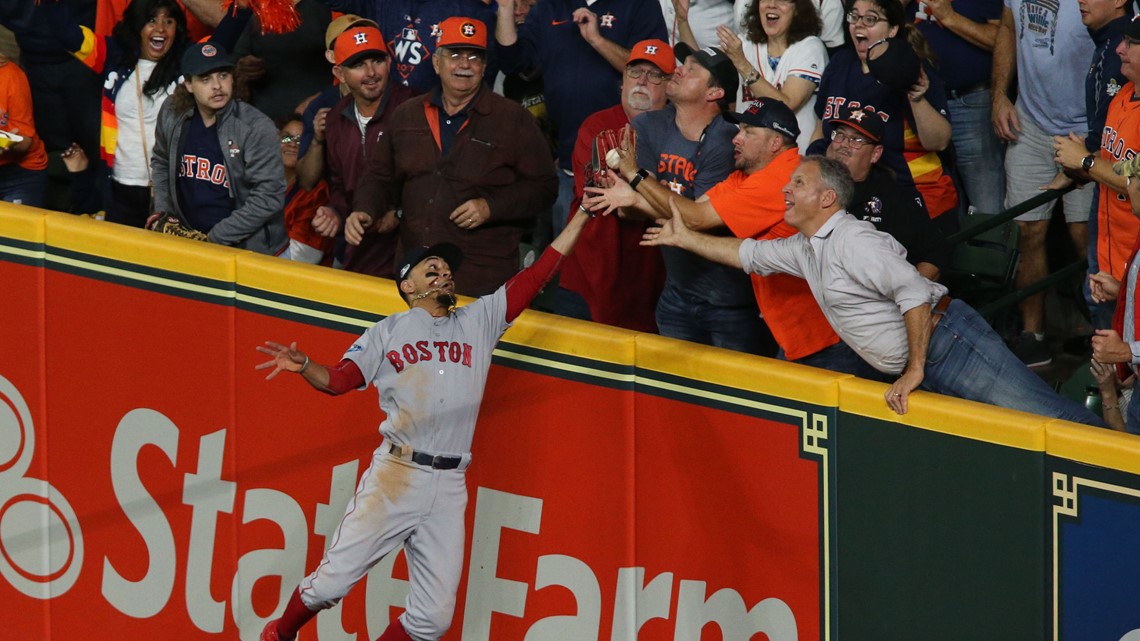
[113,60,172,186]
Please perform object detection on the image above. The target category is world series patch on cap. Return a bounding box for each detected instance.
[436,16,487,50]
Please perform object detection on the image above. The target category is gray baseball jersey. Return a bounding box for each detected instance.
[343,288,509,456]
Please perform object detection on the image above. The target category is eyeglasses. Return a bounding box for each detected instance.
[830,129,870,148]
[625,66,671,85]
[444,50,485,63]
[846,10,885,27]
[279,134,300,145]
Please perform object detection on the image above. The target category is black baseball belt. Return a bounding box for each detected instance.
[389,443,462,470]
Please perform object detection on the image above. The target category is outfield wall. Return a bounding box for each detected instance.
[1,205,1138,641]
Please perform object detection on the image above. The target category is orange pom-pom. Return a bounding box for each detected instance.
[247,0,302,35]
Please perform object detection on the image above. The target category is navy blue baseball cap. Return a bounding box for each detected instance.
[397,243,463,288]
[181,41,235,78]
[725,99,800,142]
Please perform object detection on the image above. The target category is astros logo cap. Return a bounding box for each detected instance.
[436,16,487,50]
[625,38,675,75]
[334,26,389,66]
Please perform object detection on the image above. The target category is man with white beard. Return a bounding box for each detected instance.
[557,39,674,330]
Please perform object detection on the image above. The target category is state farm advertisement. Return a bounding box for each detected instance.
[0,258,825,640]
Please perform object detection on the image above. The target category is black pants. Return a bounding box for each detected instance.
[106,181,151,228]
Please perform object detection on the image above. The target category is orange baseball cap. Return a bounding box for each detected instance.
[626,39,675,74]
[334,26,389,66]
[436,16,487,50]
[325,14,379,50]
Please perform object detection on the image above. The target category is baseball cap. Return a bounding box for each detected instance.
[436,16,487,50]
[335,26,389,66]
[828,107,885,144]
[866,37,921,93]
[181,42,235,78]
[325,14,379,50]
[396,243,464,290]
[626,39,675,74]
[725,99,800,141]
[1125,14,1140,41]
[673,42,739,100]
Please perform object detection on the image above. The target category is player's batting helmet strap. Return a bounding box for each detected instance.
[397,243,464,284]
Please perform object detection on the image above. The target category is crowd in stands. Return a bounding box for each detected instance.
[4,0,1140,429]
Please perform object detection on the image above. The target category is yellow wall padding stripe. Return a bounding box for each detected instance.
[634,333,845,405]
[1046,421,1140,475]
[0,204,45,246]
[45,210,237,284]
[505,311,638,367]
[838,376,1048,452]
[235,252,401,319]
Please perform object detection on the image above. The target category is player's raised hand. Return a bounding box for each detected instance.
[255,341,307,380]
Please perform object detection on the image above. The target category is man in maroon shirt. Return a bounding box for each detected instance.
[310,23,417,277]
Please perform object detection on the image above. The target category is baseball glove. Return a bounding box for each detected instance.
[148,212,208,242]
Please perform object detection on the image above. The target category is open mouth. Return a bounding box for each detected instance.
[764,12,781,27]
[148,36,168,55]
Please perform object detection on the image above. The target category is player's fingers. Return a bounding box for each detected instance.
[264,367,281,381]
[254,359,276,370]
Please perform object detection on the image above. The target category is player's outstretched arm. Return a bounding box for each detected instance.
[549,208,592,256]
[641,198,744,269]
[255,341,332,392]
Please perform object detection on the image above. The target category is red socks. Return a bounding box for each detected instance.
[375,619,414,641]
[275,588,318,640]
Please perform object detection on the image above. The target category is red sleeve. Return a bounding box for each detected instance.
[324,358,365,395]
[504,246,565,322]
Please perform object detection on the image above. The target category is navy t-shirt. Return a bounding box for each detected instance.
[634,106,755,307]
[177,112,234,232]
[908,0,1002,91]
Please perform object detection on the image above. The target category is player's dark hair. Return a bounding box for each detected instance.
[112,0,189,97]
[742,0,822,45]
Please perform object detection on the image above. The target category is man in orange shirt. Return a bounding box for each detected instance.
[596,99,883,376]
[0,54,48,207]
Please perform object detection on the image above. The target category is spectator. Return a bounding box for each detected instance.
[643,155,1106,426]
[735,0,845,52]
[0,53,47,207]
[51,0,250,227]
[716,0,827,153]
[906,0,1006,217]
[666,0,735,49]
[1090,358,1128,431]
[10,1,101,213]
[592,44,771,354]
[150,42,286,255]
[993,0,1094,366]
[815,0,957,234]
[825,107,949,280]
[1051,0,1131,331]
[493,0,555,158]
[278,114,333,264]
[558,39,674,331]
[1089,153,1140,433]
[308,23,417,277]
[60,142,102,215]
[494,0,668,243]
[295,13,380,191]
[352,17,557,296]
[232,0,332,123]
[312,0,497,93]
[601,99,883,375]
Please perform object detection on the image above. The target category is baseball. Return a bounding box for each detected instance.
[605,148,622,170]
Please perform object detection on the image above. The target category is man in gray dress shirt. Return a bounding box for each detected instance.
[643,155,1103,425]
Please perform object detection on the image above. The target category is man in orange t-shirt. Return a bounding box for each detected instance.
[0,56,48,207]
[603,99,883,377]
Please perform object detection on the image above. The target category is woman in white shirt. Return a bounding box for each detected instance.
[718,0,828,153]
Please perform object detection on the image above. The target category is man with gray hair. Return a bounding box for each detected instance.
[642,155,1104,425]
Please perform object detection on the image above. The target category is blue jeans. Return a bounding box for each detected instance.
[947,89,1005,215]
[0,165,47,208]
[923,300,1105,426]
[785,340,890,382]
[655,285,769,355]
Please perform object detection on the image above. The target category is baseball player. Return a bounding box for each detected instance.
[255,208,593,641]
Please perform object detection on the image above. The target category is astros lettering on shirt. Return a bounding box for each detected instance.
[1098,82,1140,280]
[176,112,234,232]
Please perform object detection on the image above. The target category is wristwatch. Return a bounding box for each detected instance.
[1082,154,1096,172]
[628,168,650,191]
